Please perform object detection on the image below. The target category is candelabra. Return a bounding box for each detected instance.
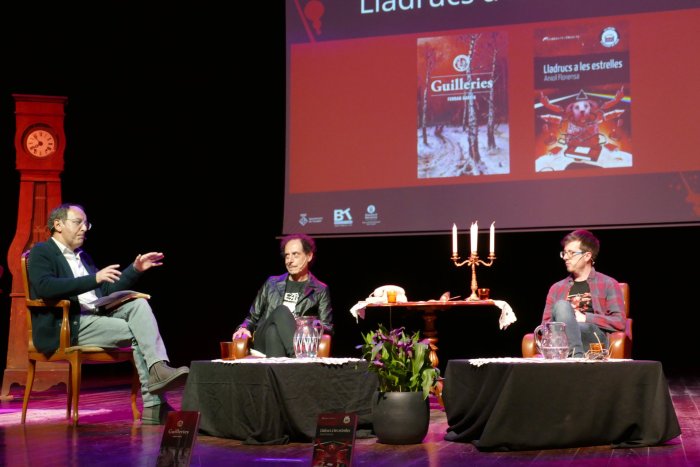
[451,252,496,301]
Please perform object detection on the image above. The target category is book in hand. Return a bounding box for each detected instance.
[156,411,201,467]
[89,290,150,311]
[311,412,358,467]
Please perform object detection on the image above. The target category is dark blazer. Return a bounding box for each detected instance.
[239,272,334,335]
[27,239,142,353]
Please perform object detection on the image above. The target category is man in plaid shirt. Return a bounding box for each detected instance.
[541,229,627,358]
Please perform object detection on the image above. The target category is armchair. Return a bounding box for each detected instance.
[20,250,141,425]
[521,282,631,359]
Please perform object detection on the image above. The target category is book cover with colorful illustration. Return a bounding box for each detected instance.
[534,22,632,172]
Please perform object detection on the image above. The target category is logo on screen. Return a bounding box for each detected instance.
[600,27,620,48]
[299,212,323,226]
[453,54,470,72]
[363,204,380,226]
[333,208,353,227]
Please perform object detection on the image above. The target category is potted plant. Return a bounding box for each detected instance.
[358,324,440,444]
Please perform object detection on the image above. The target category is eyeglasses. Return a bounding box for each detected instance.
[65,218,92,231]
[559,250,585,259]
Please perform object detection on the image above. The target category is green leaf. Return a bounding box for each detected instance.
[359,325,440,399]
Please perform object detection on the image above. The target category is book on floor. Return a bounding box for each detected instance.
[156,411,201,467]
[311,412,358,467]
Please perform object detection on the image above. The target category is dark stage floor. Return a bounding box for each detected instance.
[0,366,698,466]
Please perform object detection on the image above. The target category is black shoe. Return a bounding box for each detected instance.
[142,401,174,425]
[147,361,189,395]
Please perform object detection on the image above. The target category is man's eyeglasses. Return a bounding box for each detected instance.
[559,250,585,259]
[65,218,92,231]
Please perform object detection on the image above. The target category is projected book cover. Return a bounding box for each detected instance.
[533,22,632,172]
[417,32,509,179]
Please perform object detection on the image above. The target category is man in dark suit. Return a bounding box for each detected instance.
[27,203,188,424]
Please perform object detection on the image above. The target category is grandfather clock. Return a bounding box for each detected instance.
[1,94,68,399]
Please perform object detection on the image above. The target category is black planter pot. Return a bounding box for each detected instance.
[371,391,430,444]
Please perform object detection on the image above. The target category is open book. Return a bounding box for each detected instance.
[90,290,150,311]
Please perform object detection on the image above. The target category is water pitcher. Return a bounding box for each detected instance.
[293,316,324,358]
[534,321,569,359]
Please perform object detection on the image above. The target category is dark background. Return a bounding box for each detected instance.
[0,4,697,382]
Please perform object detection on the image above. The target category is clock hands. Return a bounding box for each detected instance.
[26,130,55,157]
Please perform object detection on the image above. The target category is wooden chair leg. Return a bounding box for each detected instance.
[70,356,81,426]
[434,378,445,408]
[66,363,73,420]
[130,361,141,421]
[21,359,37,424]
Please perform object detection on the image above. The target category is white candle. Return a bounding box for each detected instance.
[452,223,458,256]
[490,222,495,254]
[470,221,478,253]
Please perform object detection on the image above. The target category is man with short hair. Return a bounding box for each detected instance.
[541,229,627,358]
[27,203,188,424]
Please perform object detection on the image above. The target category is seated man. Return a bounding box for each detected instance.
[232,233,333,357]
[541,229,627,357]
[27,203,188,424]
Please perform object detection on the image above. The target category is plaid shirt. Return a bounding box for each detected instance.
[542,268,626,332]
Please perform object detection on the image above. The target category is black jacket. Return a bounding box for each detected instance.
[27,239,142,353]
[239,272,333,335]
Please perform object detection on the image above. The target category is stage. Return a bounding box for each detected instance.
[0,365,697,466]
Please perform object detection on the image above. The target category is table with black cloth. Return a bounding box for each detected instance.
[181,359,378,445]
[443,358,681,451]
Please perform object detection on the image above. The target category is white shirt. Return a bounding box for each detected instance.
[51,237,98,311]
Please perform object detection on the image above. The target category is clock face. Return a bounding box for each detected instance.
[24,128,57,158]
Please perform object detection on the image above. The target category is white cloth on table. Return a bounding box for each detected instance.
[493,300,517,330]
[350,287,517,331]
[350,285,407,321]
[212,357,363,365]
[467,357,633,367]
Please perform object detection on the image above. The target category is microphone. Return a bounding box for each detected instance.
[570,251,587,268]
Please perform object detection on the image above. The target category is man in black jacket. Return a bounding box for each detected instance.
[232,233,333,357]
[27,203,188,424]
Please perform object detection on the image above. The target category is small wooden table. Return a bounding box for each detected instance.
[364,300,498,368]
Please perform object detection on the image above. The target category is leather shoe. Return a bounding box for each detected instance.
[142,401,174,425]
[147,361,189,395]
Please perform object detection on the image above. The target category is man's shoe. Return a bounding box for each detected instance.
[147,361,189,395]
[142,401,174,425]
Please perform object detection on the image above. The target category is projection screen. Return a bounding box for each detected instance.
[283,0,700,236]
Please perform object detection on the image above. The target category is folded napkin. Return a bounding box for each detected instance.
[350,285,407,322]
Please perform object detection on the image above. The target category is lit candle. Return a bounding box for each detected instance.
[490,222,495,255]
[452,223,458,256]
[470,221,478,253]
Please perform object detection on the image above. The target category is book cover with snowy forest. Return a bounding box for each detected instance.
[417,32,509,179]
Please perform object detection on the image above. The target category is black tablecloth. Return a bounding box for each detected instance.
[443,359,681,451]
[181,360,378,444]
